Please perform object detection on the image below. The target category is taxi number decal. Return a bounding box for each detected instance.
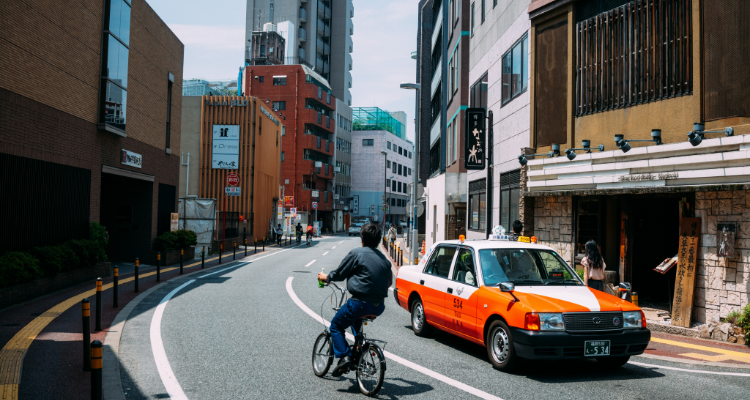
[454,311,461,318]
[453,298,463,309]
[451,319,464,327]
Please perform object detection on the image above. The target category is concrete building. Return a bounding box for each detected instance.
[351,109,413,226]
[243,64,337,232]
[333,98,353,232]
[465,0,532,240]
[0,0,184,264]
[519,0,750,325]
[247,29,287,65]
[245,0,353,105]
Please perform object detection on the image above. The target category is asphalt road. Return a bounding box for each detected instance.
[117,236,749,400]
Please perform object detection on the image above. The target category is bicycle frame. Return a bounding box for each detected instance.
[319,282,388,354]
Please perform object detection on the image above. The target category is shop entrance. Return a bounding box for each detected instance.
[100,172,154,262]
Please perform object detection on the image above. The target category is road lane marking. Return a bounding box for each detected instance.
[151,280,195,400]
[305,260,317,267]
[650,337,750,363]
[322,252,329,256]
[331,246,336,249]
[628,361,750,377]
[338,241,344,244]
[285,277,504,400]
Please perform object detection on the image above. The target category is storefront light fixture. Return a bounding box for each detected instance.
[518,149,558,166]
[687,123,734,147]
[614,130,662,153]
[564,140,604,160]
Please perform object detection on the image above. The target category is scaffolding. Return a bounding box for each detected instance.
[352,107,405,139]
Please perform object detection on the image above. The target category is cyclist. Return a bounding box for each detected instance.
[306,223,314,246]
[317,223,392,377]
[296,222,303,244]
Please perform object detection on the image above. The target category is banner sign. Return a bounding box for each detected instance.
[352,195,359,214]
[212,125,240,169]
[464,108,486,170]
[121,149,142,168]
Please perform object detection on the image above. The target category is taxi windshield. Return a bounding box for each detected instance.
[478,248,583,286]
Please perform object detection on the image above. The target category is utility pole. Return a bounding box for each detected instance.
[381,151,388,227]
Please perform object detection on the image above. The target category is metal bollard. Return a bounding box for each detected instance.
[91,340,103,400]
[263,238,265,251]
[95,278,102,331]
[113,266,118,308]
[255,239,257,254]
[134,258,139,293]
[180,249,184,274]
[157,252,161,282]
[219,244,223,264]
[82,298,91,371]
[201,246,205,269]
[233,242,236,260]
[415,257,418,265]
[245,239,247,256]
[632,292,639,307]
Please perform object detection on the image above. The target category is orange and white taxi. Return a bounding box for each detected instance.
[393,238,650,371]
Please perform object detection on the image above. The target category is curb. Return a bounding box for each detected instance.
[647,320,701,338]
[637,352,750,370]
[102,249,280,400]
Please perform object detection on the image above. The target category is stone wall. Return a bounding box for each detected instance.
[693,190,750,324]
[529,195,574,264]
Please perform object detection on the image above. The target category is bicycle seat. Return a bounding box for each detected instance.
[358,314,377,322]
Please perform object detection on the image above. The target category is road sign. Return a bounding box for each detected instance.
[312,190,319,198]
[225,187,241,196]
[312,202,318,209]
[227,173,240,186]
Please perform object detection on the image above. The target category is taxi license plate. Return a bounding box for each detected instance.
[584,340,610,356]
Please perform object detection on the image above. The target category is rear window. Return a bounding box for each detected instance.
[478,248,582,286]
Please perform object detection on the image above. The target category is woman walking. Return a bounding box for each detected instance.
[582,240,606,292]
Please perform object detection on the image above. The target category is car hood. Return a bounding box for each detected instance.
[484,285,639,312]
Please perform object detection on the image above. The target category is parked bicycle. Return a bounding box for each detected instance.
[312,281,387,396]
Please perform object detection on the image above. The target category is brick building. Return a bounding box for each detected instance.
[243,64,337,231]
[0,0,184,263]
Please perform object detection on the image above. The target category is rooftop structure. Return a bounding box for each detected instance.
[352,107,406,139]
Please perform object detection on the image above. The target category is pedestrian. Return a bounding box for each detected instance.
[507,220,523,241]
[582,240,606,292]
[275,224,283,245]
[388,224,397,242]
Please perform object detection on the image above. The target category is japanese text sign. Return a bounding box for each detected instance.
[464,108,486,170]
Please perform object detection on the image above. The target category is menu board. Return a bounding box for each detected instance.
[654,255,678,274]
[671,218,701,328]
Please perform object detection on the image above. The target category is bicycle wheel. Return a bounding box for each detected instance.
[312,332,333,377]
[356,344,385,396]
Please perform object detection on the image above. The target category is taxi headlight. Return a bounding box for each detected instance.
[539,313,565,331]
[623,311,643,328]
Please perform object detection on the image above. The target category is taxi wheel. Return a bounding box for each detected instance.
[411,299,432,337]
[596,356,630,369]
[486,320,518,371]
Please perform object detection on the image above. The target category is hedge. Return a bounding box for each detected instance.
[152,230,197,252]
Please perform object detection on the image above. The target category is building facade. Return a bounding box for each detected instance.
[333,98,353,232]
[520,0,750,325]
[244,0,353,105]
[0,0,183,264]
[247,29,287,66]
[243,64,337,231]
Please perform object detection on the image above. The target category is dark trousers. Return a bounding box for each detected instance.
[329,298,385,358]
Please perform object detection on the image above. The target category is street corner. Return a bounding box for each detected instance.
[645,331,750,367]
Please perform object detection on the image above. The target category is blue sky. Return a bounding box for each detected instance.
[148,0,420,142]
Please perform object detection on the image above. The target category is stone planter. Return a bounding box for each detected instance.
[0,261,111,310]
[159,247,196,266]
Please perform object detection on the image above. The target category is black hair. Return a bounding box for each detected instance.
[584,240,603,270]
[512,220,523,234]
[360,223,382,248]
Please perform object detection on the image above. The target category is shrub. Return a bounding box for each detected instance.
[64,240,90,269]
[32,246,65,276]
[727,304,750,335]
[57,243,81,273]
[0,252,41,289]
[90,222,109,248]
[153,230,197,251]
[174,230,198,249]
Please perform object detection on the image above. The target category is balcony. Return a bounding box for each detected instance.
[317,1,331,19]
[431,56,442,97]
[299,28,307,43]
[300,135,333,156]
[316,19,330,37]
[316,38,330,56]
[300,109,334,133]
[432,3,442,50]
[299,7,307,23]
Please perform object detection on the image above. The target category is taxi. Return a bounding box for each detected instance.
[393,236,650,371]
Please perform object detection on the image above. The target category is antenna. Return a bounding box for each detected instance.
[256,9,264,31]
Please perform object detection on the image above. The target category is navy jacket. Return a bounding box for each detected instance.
[328,246,392,303]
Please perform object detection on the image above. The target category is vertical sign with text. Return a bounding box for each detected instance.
[212,125,240,169]
[464,108,486,170]
[671,218,701,328]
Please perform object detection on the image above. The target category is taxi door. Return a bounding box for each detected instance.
[420,245,458,327]
[444,247,479,339]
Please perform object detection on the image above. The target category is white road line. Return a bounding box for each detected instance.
[331,246,336,249]
[628,361,750,377]
[322,251,329,256]
[305,260,317,267]
[338,241,344,244]
[285,277,504,400]
[151,280,195,400]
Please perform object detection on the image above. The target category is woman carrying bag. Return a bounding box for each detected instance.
[581,240,607,292]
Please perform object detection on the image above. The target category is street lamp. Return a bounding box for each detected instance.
[400,82,420,262]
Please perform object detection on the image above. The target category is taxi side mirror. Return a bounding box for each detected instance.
[498,282,515,292]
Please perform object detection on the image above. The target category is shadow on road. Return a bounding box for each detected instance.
[335,376,434,398]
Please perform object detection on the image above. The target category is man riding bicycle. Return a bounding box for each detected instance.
[296,222,303,244]
[317,223,392,377]
[306,224,314,245]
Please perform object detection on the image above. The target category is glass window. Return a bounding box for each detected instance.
[362,139,373,146]
[100,80,127,129]
[471,2,475,35]
[453,122,458,163]
[479,249,582,286]
[399,146,403,155]
[398,164,402,175]
[107,0,131,45]
[387,160,391,168]
[272,101,286,110]
[273,77,287,85]
[392,180,396,191]
[468,179,486,231]
[499,170,521,232]
[260,45,266,56]
[281,151,285,161]
[501,34,528,105]
[481,0,485,23]
[453,249,477,286]
[105,34,128,88]
[424,246,457,278]
[397,181,402,192]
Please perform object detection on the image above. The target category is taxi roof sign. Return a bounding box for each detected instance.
[518,236,531,243]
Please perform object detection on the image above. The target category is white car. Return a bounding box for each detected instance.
[348,224,362,236]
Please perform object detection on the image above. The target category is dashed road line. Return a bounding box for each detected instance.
[305,260,317,267]
[322,251,329,256]
[331,246,336,249]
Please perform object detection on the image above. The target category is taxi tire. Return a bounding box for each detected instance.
[410,299,433,337]
[596,356,630,369]
[486,320,518,372]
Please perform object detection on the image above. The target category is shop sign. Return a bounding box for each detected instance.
[618,172,678,182]
[671,217,701,328]
[284,196,294,207]
[260,106,280,126]
[352,196,359,214]
[170,213,179,231]
[225,187,241,196]
[121,149,142,168]
[205,99,248,107]
[312,190,319,198]
[464,108,486,170]
[212,125,240,169]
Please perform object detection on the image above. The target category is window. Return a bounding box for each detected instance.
[362,139,374,146]
[471,2,475,35]
[387,160,391,168]
[273,76,287,85]
[478,249,582,286]
[453,120,458,163]
[409,151,412,159]
[99,0,131,132]
[398,146,403,155]
[494,0,497,7]
[481,0,485,23]
[326,92,330,104]
[387,141,391,149]
[281,151,285,161]
[470,72,489,108]
[468,179,486,230]
[260,45,266,56]
[575,0,693,116]
[408,168,412,176]
[392,180,396,191]
[282,126,286,136]
[165,73,173,149]
[391,198,396,207]
[398,182,402,192]
[446,122,452,165]
[453,248,477,286]
[392,163,397,173]
[424,246,457,278]
[386,179,391,187]
[501,33,528,105]
[259,76,264,82]
[499,170,520,232]
[318,87,322,98]
[272,101,286,110]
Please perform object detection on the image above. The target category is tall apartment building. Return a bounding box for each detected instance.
[244,64,338,231]
[0,0,184,264]
[465,0,532,240]
[245,0,354,105]
[333,98,353,232]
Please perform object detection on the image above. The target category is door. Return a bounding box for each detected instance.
[421,245,458,327]
[444,247,479,339]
